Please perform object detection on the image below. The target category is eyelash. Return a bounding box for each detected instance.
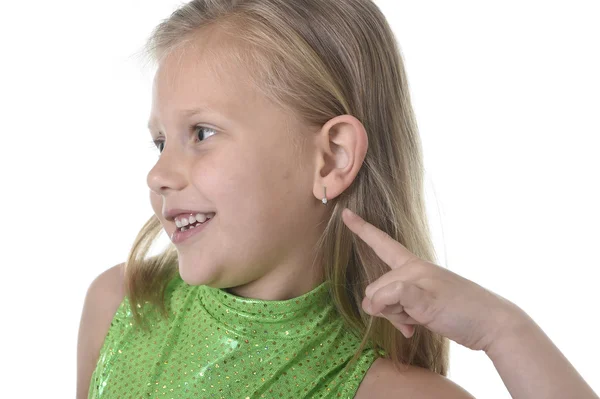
[148,125,216,153]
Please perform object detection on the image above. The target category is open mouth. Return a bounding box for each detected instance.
[178,218,210,231]
[171,214,215,244]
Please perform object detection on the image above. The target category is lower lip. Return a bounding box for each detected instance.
[171,216,214,244]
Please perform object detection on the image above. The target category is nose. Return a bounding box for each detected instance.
[146,142,188,195]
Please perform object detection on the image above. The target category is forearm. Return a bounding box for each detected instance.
[485,309,598,399]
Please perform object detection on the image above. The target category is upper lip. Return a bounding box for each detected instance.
[163,208,215,221]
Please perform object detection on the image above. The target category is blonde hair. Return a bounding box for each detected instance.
[125,0,449,376]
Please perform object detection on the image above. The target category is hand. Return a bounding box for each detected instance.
[341,208,526,353]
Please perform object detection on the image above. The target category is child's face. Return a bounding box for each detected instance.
[146,41,327,296]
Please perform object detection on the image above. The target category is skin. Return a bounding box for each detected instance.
[145,30,598,398]
[146,34,368,300]
[343,208,599,398]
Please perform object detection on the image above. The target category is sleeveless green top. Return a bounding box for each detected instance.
[88,274,380,398]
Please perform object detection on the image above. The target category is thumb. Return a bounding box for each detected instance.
[372,281,429,339]
[375,280,428,315]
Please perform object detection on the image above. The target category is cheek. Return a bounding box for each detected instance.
[196,149,268,193]
[191,147,297,219]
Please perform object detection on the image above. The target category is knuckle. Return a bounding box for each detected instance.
[391,280,405,295]
[400,258,420,273]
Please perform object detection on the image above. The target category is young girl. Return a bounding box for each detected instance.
[77,1,598,398]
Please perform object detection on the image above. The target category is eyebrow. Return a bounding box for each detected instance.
[147,107,223,132]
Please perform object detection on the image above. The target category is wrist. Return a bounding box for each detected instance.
[484,300,536,361]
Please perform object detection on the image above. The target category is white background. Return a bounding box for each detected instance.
[1,1,598,398]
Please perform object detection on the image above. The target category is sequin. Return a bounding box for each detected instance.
[88,274,378,398]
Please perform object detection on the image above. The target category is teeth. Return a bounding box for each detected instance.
[175,212,214,228]
[176,212,214,231]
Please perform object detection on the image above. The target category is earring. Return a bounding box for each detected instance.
[322,186,327,205]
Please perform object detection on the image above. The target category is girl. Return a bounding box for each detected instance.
[77,0,598,398]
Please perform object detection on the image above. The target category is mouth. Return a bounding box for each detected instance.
[176,216,212,232]
[174,212,216,230]
[170,214,215,244]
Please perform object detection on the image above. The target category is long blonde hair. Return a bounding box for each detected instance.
[125,0,449,376]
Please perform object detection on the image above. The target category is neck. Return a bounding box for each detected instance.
[224,263,325,300]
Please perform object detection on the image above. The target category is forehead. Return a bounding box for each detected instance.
[147,36,257,130]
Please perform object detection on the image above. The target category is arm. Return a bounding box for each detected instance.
[341,209,597,399]
[485,307,599,399]
[77,263,126,399]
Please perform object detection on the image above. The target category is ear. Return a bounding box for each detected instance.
[312,114,369,204]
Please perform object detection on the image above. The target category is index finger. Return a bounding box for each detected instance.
[342,208,415,270]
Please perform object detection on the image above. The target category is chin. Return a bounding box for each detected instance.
[177,258,220,287]
[179,272,214,287]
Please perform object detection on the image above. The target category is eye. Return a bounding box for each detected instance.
[149,125,217,154]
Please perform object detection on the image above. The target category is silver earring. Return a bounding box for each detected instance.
[322,186,327,205]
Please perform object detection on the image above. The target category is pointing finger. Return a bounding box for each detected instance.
[342,208,416,270]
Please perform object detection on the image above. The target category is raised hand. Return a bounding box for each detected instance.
[341,208,525,352]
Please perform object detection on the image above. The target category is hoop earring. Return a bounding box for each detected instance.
[322,186,327,205]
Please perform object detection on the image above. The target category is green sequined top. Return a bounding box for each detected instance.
[88,274,380,398]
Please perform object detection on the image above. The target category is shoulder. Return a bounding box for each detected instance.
[86,262,127,303]
[354,357,476,399]
[77,262,127,399]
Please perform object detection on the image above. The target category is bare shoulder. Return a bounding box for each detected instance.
[76,262,127,399]
[354,357,476,399]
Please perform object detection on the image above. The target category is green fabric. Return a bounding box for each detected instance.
[88,274,379,398]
